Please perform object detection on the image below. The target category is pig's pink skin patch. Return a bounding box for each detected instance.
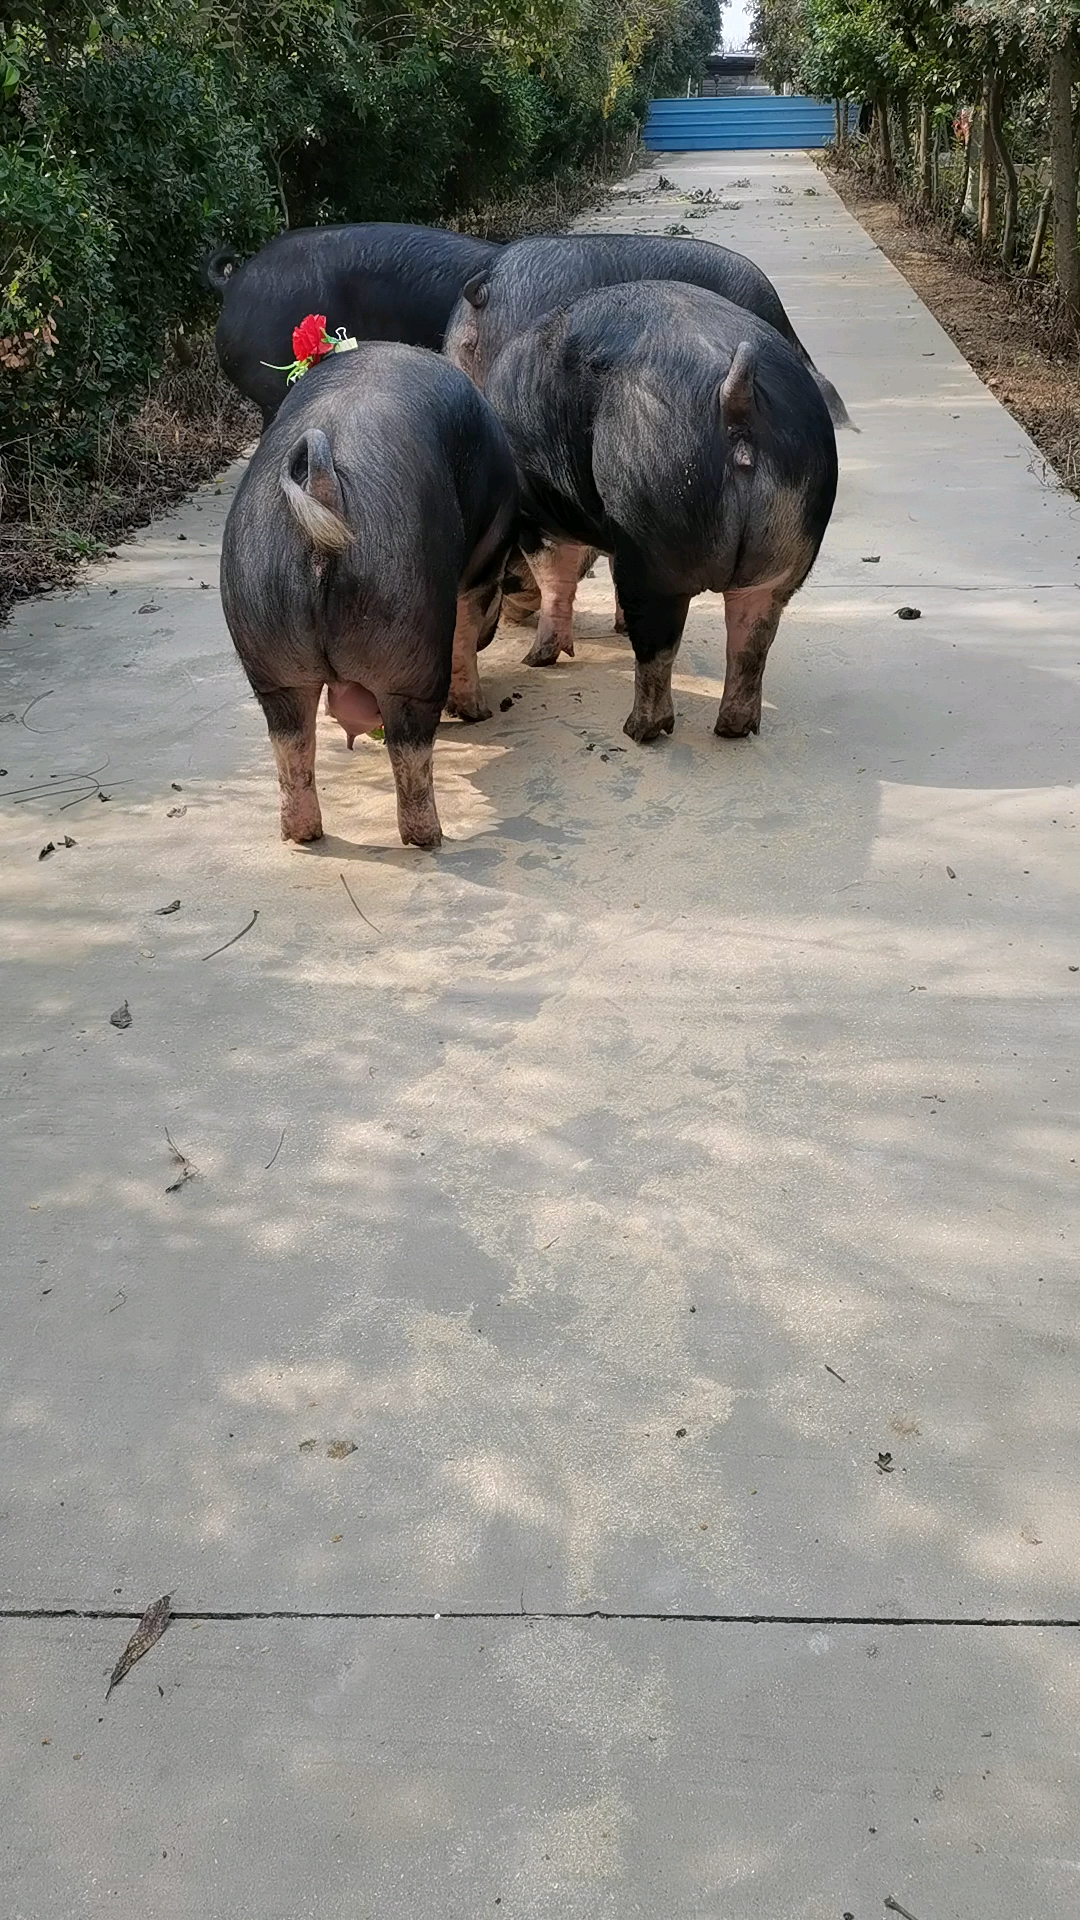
[326,681,382,749]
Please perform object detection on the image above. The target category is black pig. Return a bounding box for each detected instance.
[220,346,517,849]
[210,225,500,428]
[482,282,837,742]
[443,232,850,428]
[444,232,848,649]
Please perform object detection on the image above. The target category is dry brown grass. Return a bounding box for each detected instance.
[0,333,259,617]
[453,145,633,242]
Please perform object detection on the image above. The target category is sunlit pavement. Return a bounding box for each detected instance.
[2,151,1079,1917]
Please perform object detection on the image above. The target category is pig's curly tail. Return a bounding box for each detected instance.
[203,247,237,295]
[279,429,353,555]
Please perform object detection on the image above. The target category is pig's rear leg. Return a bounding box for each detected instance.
[610,558,627,634]
[614,570,690,745]
[716,585,788,738]
[522,540,589,667]
[380,695,444,849]
[501,552,542,627]
[445,580,500,723]
[502,544,594,633]
[258,685,323,842]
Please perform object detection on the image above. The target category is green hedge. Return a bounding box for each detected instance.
[0,0,719,490]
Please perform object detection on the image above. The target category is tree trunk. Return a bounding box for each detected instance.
[1026,184,1053,278]
[917,100,933,208]
[1048,42,1080,316]
[270,151,291,230]
[932,120,945,207]
[877,95,895,193]
[978,71,997,246]
[965,106,982,218]
[894,91,912,174]
[986,67,1018,265]
[945,142,972,234]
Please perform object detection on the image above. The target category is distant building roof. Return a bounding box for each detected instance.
[705,52,759,76]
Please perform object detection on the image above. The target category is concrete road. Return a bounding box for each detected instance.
[2,151,1079,1916]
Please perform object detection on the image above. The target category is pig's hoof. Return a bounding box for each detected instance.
[613,610,628,634]
[444,694,492,724]
[279,792,324,842]
[523,636,573,668]
[714,706,760,739]
[400,822,443,851]
[623,710,674,745]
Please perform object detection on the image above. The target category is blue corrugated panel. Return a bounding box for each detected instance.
[643,96,857,150]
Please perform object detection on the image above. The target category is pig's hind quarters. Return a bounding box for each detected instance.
[278,429,353,555]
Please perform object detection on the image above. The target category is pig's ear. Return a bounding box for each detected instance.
[720,341,756,469]
[462,274,490,310]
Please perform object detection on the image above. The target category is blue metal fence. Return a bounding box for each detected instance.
[644,95,856,150]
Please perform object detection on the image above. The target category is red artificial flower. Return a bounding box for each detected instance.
[292,313,330,364]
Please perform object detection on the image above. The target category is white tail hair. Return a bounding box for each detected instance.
[279,429,353,554]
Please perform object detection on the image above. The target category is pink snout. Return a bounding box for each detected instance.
[326,680,382,748]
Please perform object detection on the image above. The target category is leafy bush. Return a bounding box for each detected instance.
[0,0,719,499]
[0,146,122,467]
[49,35,277,346]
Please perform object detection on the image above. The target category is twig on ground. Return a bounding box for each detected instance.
[19,689,53,728]
[2,755,113,808]
[200,907,258,960]
[14,774,118,815]
[339,871,382,934]
[164,1129,196,1193]
[12,777,95,807]
[264,1127,286,1171]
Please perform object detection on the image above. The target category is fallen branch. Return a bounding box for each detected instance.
[339,871,382,934]
[4,760,114,808]
[164,1129,197,1193]
[1026,186,1052,279]
[201,907,258,961]
[20,689,54,728]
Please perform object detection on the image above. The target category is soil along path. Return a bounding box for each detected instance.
[3,154,1080,1914]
